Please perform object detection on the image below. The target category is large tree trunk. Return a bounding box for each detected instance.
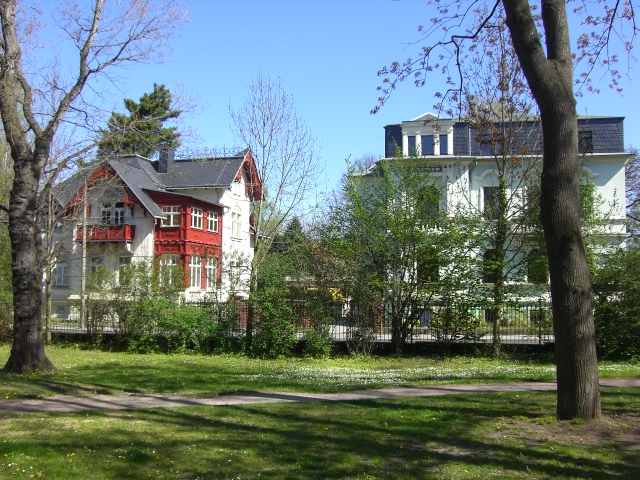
[3,154,55,373]
[539,110,600,419]
[503,0,600,419]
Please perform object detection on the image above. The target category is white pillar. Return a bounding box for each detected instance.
[415,131,422,156]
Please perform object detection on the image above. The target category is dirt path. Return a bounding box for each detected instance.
[1,378,638,414]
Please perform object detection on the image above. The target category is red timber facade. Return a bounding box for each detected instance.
[147,191,223,288]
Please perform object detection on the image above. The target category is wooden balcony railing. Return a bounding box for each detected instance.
[76,224,135,242]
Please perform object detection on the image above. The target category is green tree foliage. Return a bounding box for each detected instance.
[593,247,640,360]
[250,254,298,358]
[270,216,304,254]
[330,156,480,354]
[625,148,640,239]
[98,84,181,159]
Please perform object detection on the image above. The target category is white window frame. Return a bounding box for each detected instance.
[55,258,69,287]
[161,206,181,227]
[205,257,217,290]
[100,202,112,225]
[231,210,241,239]
[160,254,180,285]
[118,256,132,285]
[233,179,243,196]
[114,202,125,225]
[207,211,219,233]
[189,255,202,289]
[191,207,203,230]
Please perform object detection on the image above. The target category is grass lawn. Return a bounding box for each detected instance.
[0,387,638,479]
[0,344,639,400]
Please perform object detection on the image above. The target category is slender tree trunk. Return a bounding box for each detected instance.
[3,153,55,373]
[492,173,508,357]
[81,180,88,331]
[44,190,53,345]
[503,0,600,420]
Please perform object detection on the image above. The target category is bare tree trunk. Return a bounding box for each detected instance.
[3,153,55,373]
[81,180,88,331]
[503,0,601,419]
[44,190,53,345]
[492,174,509,357]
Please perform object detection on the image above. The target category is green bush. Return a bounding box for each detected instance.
[301,328,333,357]
[249,299,297,358]
[593,247,640,360]
[158,304,215,354]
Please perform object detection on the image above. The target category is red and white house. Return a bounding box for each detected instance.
[51,149,262,301]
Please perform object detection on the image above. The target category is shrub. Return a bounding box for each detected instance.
[593,247,640,360]
[249,299,297,358]
[301,328,333,357]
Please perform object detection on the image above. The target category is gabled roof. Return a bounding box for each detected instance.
[54,149,259,220]
[153,155,247,189]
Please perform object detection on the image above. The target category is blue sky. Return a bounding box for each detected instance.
[89,0,640,192]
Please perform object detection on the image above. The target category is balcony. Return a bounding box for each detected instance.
[76,224,135,242]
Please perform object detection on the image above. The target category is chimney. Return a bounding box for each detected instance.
[156,148,175,173]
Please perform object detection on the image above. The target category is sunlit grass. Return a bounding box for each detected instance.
[0,344,638,400]
[0,387,638,479]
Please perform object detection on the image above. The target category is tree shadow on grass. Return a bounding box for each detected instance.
[2,390,637,479]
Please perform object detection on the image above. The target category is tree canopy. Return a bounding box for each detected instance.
[98,83,181,159]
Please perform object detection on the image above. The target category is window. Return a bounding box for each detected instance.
[421,135,434,155]
[482,249,498,284]
[55,258,69,287]
[578,131,593,154]
[114,202,125,225]
[161,206,181,227]
[479,133,502,156]
[191,207,203,229]
[90,256,103,276]
[439,134,448,155]
[408,135,417,155]
[160,254,180,285]
[100,202,112,225]
[483,186,500,220]
[207,211,219,232]
[118,256,132,286]
[233,180,244,196]
[205,257,217,289]
[89,256,103,286]
[189,255,202,289]
[101,201,126,225]
[231,211,241,239]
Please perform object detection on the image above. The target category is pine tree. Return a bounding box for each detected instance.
[98,84,181,159]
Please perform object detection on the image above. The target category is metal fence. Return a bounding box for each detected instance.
[36,298,554,345]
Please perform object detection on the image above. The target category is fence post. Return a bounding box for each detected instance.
[538,299,542,345]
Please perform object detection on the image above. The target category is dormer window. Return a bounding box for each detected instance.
[408,136,417,155]
[439,135,448,155]
[421,135,434,155]
[579,131,593,154]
